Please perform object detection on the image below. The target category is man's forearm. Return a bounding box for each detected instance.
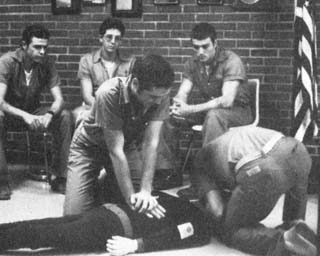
[109,152,135,203]
[49,98,64,115]
[140,143,158,192]
[189,97,223,114]
[0,100,29,119]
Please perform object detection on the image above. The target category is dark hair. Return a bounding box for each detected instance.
[22,24,50,46]
[190,23,217,44]
[99,17,125,36]
[131,55,174,90]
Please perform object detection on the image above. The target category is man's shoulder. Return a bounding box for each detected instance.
[0,49,21,63]
[96,77,122,96]
[80,49,101,63]
[218,48,242,63]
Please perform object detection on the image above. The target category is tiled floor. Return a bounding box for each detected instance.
[0,165,318,256]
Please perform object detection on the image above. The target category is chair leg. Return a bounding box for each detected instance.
[181,131,194,175]
[25,131,31,173]
[42,132,50,183]
[26,132,50,182]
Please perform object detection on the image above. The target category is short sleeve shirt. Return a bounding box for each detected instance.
[83,76,170,148]
[77,48,135,94]
[0,48,61,112]
[183,47,250,106]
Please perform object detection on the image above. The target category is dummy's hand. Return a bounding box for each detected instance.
[106,236,138,256]
[170,98,192,116]
[130,191,166,219]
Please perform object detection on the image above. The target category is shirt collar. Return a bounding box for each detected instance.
[93,48,124,65]
[12,48,25,63]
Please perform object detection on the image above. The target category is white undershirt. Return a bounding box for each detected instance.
[205,65,210,76]
[24,69,33,86]
[101,59,116,78]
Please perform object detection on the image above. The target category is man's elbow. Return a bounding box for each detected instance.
[0,99,5,111]
[220,99,235,108]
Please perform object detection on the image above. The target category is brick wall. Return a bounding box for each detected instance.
[0,0,319,183]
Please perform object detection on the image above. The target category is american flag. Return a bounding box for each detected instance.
[292,0,318,142]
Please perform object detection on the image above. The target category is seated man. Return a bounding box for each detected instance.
[0,24,73,198]
[193,126,316,256]
[170,23,252,146]
[171,22,253,198]
[0,192,212,255]
[63,54,174,216]
[73,17,134,123]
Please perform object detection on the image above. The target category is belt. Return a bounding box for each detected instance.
[235,133,284,172]
[103,203,133,238]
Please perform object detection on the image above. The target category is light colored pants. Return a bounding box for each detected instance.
[195,137,311,255]
[202,105,252,146]
[63,125,141,215]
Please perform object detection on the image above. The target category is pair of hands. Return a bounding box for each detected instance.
[130,190,166,219]
[105,192,166,255]
[23,113,53,131]
[169,98,192,117]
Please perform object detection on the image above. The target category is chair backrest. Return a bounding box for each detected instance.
[247,78,260,126]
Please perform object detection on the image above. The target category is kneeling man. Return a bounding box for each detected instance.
[193,126,316,256]
[64,54,174,218]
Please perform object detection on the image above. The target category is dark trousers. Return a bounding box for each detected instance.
[222,138,311,255]
[0,107,73,181]
[0,207,121,252]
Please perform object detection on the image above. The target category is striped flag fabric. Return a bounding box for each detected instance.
[292,0,318,142]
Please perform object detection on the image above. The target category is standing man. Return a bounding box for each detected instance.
[170,23,252,145]
[73,17,134,123]
[63,54,174,216]
[193,126,316,256]
[0,24,73,198]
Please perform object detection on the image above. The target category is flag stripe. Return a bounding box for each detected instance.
[292,0,318,142]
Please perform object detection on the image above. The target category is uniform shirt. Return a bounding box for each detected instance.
[0,48,61,113]
[77,49,135,95]
[183,47,250,106]
[83,76,170,149]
